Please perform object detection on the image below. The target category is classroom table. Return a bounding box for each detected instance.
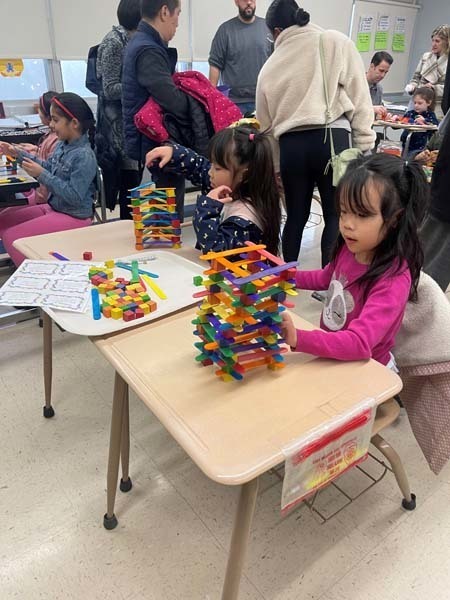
[0,126,48,146]
[94,310,402,600]
[374,119,438,157]
[13,219,201,418]
[0,165,38,207]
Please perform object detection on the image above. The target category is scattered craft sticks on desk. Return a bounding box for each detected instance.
[141,274,168,300]
[115,261,159,278]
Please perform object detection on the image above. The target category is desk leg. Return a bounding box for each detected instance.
[42,312,55,418]
[104,371,127,530]
[119,386,133,493]
[403,131,413,158]
[221,478,259,600]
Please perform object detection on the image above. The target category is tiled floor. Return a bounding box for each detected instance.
[1,207,450,600]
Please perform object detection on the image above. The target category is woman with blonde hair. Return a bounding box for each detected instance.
[406,25,449,119]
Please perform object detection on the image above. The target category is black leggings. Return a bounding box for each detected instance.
[279,128,350,266]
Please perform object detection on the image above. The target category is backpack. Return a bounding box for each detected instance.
[85,44,101,95]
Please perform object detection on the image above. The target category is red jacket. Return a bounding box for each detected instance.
[134,70,242,144]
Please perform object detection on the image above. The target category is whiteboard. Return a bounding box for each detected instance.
[350,0,420,93]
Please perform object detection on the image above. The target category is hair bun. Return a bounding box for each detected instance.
[295,7,310,27]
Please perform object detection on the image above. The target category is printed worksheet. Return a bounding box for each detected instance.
[0,260,91,312]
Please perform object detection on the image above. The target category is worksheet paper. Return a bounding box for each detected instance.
[0,260,90,312]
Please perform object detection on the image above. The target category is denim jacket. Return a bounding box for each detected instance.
[18,134,97,219]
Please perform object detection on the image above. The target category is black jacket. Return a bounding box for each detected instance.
[430,122,450,223]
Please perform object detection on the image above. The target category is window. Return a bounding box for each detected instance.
[192,62,209,78]
[61,60,95,98]
[0,59,48,101]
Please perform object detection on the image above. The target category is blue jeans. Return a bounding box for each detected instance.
[235,102,255,116]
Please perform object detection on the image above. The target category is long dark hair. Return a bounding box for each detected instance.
[208,126,281,256]
[332,154,429,302]
[266,0,310,32]
[39,91,58,119]
[51,92,96,149]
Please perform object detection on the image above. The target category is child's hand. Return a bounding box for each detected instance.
[0,141,16,156]
[18,143,36,153]
[145,146,173,169]
[415,115,426,125]
[21,157,44,178]
[207,185,233,203]
[281,312,297,349]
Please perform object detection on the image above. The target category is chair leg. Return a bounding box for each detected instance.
[371,434,416,510]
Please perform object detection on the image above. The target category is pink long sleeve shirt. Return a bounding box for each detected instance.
[294,246,411,366]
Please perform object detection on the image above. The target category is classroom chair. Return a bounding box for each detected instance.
[93,166,107,224]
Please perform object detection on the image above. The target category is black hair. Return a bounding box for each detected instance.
[208,126,281,256]
[117,0,141,30]
[413,86,436,111]
[141,0,179,19]
[266,0,310,33]
[370,51,394,67]
[51,92,96,149]
[332,154,429,302]
[39,91,58,118]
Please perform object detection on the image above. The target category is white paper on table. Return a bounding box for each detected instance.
[0,260,90,312]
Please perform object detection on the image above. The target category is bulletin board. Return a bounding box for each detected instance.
[350,0,420,93]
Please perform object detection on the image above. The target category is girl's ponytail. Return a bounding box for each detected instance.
[400,160,428,300]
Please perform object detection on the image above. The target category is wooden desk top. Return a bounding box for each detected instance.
[95,311,402,486]
[374,119,438,131]
[13,219,201,265]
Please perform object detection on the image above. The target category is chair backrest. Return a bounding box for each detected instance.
[92,166,107,223]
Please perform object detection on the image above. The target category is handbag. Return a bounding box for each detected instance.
[319,34,362,186]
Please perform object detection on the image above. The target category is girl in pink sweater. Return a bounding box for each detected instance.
[281,154,429,367]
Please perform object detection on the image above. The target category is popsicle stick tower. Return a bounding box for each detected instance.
[130,183,181,250]
[192,242,298,382]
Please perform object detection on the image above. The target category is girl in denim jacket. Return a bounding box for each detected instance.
[0,93,97,265]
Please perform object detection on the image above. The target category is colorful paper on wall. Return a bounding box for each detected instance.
[357,16,374,52]
[392,16,407,52]
[374,15,390,50]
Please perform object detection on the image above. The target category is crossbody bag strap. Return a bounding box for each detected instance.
[319,33,336,159]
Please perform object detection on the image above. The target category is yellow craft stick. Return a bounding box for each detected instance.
[141,274,168,300]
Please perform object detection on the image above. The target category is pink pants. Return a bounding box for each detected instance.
[0,204,92,266]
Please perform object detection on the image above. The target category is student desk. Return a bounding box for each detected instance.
[0,126,48,146]
[13,220,201,417]
[94,310,402,600]
[374,119,438,157]
[0,166,38,207]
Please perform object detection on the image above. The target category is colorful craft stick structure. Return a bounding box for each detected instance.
[89,260,157,321]
[130,183,182,250]
[192,242,298,382]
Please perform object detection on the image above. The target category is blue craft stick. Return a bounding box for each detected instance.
[49,251,70,261]
[115,261,159,279]
[91,288,102,320]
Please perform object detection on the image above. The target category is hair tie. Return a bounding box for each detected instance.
[249,133,255,142]
[52,97,77,121]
